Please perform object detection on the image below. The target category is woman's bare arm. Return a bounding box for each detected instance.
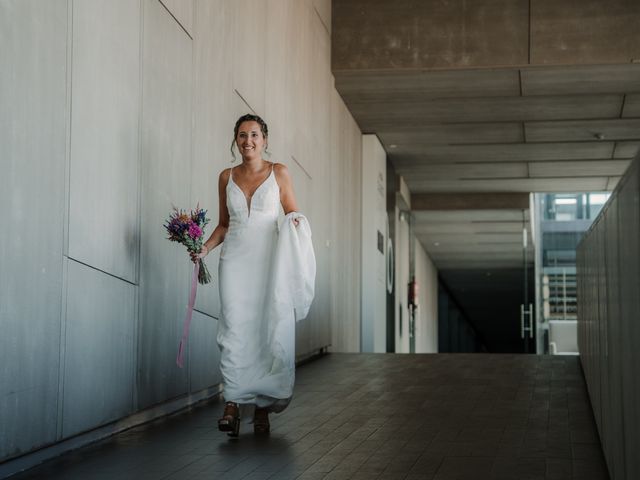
[274,163,298,214]
[191,169,230,262]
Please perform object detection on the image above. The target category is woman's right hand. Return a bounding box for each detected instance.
[190,245,208,263]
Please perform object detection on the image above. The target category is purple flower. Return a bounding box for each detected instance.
[188,222,203,239]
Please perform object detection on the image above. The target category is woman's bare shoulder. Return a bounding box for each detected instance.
[217,168,232,190]
[272,162,290,178]
[219,167,232,180]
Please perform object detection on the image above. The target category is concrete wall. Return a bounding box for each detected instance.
[386,175,423,354]
[0,0,361,463]
[360,135,387,352]
[329,91,362,353]
[0,0,68,461]
[577,155,640,480]
[414,240,438,353]
[333,0,640,70]
[394,206,411,353]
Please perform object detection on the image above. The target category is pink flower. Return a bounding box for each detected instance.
[188,222,202,239]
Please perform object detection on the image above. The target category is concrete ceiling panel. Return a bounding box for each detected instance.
[435,259,527,269]
[530,0,640,65]
[411,193,530,211]
[425,249,533,263]
[428,252,530,262]
[416,233,533,251]
[351,95,623,130]
[521,64,640,96]
[399,163,528,180]
[528,160,631,178]
[391,142,615,165]
[613,141,640,158]
[332,0,529,70]
[332,6,640,336]
[525,119,640,142]
[414,222,525,234]
[413,210,528,223]
[334,69,520,101]
[417,232,526,244]
[431,260,530,273]
[405,177,609,193]
[422,243,532,254]
[378,123,524,146]
[622,94,640,117]
[607,176,622,190]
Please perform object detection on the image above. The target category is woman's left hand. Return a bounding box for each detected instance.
[190,245,208,263]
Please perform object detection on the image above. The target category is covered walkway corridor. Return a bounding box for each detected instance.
[4,1,639,479]
[8,354,607,480]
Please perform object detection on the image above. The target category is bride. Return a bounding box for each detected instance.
[191,114,308,436]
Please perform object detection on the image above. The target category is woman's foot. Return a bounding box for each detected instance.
[253,407,270,435]
[218,402,240,437]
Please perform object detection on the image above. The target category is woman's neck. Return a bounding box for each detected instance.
[240,156,266,173]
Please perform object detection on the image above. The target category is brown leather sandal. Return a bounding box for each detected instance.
[218,402,240,437]
[253,407,270,435]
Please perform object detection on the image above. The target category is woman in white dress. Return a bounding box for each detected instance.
[192,114,299,436]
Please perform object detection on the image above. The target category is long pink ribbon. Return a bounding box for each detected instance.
[176,262,199,368]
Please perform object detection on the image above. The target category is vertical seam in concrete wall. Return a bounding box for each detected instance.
[57,0,74,442]
[614,194,627,478]
[63,0,73,260]
[134,0,145,412]
[57,258,70,439]
[261,5,266,119]
[360,137,365,351]
[597,225,605,442]
[187,0,196,394]
[135,0,144,287]
[358,129,363,352]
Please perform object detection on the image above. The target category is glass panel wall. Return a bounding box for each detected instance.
[534,192,611,354]
[543,192,610,221]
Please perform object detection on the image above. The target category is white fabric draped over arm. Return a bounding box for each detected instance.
[272,212,316,321]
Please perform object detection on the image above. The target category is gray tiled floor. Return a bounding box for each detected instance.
[8,354,609,480]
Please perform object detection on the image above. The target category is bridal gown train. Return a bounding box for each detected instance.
[217,166,294,411]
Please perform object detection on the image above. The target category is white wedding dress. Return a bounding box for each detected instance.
[217,166,295,411]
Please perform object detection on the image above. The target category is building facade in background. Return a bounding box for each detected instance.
[534,192,610,354]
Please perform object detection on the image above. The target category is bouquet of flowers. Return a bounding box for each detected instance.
[163,205,212,284]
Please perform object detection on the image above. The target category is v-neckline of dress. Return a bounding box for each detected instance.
[230,168,274,217]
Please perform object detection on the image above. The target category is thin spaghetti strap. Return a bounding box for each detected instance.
[227,167,235,187]
[271,162,279,188]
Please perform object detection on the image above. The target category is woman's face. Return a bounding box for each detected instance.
[236,121,266,159]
